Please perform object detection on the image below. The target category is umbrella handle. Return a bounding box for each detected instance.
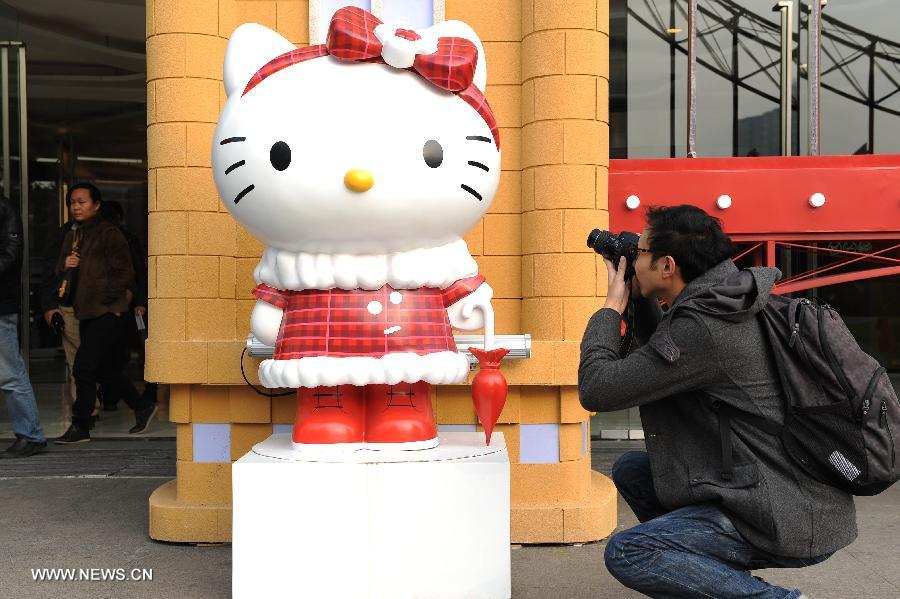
[467,299,496,351]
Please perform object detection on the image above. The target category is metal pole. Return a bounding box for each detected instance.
[732,16,739,157]
[1,46,8,198]
[774,2,794,156]
[17,45,28,364]
[867,41,876,154]
[67,132,75,186]
[797,6,805,156]
[808,0,822,155]
[57,139,64,226]
[686,0,698,157]
[669,0,676,158]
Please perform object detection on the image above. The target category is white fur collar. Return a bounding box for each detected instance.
[254,239,479,291]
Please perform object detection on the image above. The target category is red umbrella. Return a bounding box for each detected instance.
[469,347,510,446]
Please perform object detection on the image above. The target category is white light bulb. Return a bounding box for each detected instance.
[625,195,640,210]
[809,192,826,208]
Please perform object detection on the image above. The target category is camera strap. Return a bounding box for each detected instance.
[618,301,636,358]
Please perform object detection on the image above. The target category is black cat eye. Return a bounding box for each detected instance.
[270,141,291,171]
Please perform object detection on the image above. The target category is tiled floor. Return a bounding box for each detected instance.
[2,437,898,598]
[0,351,175,440]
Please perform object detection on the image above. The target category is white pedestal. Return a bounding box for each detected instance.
[232,432,511,599]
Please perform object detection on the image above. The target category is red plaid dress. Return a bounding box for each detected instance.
[253,275,485,359]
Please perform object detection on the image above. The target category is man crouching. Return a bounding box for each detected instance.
[579,205,855,598]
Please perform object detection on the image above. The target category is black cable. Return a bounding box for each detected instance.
[240,346,294,397]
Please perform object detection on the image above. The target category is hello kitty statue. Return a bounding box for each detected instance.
[213,7,507,451]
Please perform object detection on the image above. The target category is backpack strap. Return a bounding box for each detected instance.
[713,401,782,481]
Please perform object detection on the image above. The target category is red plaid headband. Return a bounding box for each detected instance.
[242,6,499,149]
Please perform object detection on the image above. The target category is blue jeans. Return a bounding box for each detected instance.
[0,313,45,443]
[606,451,829,598]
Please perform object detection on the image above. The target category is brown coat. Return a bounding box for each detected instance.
[56,215,134,321]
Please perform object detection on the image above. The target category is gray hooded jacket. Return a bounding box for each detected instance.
[579,259,856,558]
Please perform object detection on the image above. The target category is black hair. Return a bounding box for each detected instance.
[101,199,124,224]
[645,205,736,283]
[65,182,102,207]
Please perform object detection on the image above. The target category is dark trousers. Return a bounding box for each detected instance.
[605,451,830,598]
[72,313,148,429]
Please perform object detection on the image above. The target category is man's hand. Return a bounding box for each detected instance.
[603,256,630,315]
[64,255,80,269]
[134,305,147,316]
[43,309,61,327]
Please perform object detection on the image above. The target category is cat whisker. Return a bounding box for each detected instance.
[460,184,482,201]
[225,160,245,175]
[465,135,492,143]
[220,136,246,145]
[234,184,255,204]
[467,160,489,172]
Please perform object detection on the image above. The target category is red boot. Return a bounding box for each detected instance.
[292,385,365,445]
[364,382,437,448]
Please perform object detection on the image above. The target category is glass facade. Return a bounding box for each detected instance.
[610,0,900,159]
[597,1,900,438]
[0,1,152,439]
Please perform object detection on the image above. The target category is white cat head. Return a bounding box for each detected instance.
[212,13,501,255]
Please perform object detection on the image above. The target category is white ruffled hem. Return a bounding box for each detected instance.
[258,351,470,388]
[254,239,479,292]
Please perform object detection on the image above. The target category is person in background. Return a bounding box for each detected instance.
[0,193,47,458]
[98,199,154,411]
[40,192,78,414]
[53,183,156,444]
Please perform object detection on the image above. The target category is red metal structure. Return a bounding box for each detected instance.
[609,155,900,295]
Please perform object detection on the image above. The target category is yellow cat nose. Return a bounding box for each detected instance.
[344,169,374,192]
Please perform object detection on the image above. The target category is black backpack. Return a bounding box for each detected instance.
[718,295,899,496]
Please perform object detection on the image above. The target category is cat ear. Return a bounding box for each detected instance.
[427,20,487,92]
[223,23,296,98]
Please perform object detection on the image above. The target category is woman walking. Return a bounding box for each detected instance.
[54,183,156,444]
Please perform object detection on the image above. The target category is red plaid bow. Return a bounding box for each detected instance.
[326,6,477,93]
[242,7,500,148]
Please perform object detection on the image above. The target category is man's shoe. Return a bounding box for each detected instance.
[55,424,91,444]
[129,403,158,435]
[0,438,48,459]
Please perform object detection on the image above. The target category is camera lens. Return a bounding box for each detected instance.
[588,229,615,252]
[587,230,619,262]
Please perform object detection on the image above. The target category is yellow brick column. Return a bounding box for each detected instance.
[145,0,236,542]
[511,0,616,542]
[437,0,528,535]
[148,0,316,543]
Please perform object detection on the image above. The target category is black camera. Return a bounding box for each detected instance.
[587,229,641,281]
[51,311,65,336]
